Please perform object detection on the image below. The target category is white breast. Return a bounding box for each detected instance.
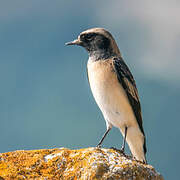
[87,59,138,129]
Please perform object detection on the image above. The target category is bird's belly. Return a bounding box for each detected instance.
[88,60,137,128]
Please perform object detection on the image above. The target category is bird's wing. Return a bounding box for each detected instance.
[113,57,146,153]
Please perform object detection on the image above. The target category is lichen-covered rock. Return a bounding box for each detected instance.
[0,147,163,179]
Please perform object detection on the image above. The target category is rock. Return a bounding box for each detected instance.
[0,147,163,179]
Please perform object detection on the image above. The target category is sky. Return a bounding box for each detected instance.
[0,1,179,179]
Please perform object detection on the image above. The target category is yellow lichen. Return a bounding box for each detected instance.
[0,148,163,180]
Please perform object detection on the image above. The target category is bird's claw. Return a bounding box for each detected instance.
[110,147,125,154]
[96,144,102,148]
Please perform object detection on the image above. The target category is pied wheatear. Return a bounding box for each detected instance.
[66,28,147,163]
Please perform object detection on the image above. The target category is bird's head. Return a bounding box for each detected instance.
[66,28,121,60]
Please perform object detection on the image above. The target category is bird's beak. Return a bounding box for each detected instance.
[65,39,82,46]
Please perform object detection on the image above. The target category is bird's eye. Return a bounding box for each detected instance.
[80,34,85,40]
[85,33,95,40]
[80,33,96,42]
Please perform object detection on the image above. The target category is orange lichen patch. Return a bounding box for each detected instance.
[0,147,163,180]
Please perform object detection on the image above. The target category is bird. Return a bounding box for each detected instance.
[66,28,147,163]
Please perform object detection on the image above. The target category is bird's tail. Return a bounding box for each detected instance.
[120,126,147,164]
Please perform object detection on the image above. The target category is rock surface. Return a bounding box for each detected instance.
[0,147,163,179]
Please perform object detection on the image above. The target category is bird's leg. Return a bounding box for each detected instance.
[120,126,128,153]
[97,127,111,148]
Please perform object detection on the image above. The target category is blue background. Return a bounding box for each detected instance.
[0,1,179,179]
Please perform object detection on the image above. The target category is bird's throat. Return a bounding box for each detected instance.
[89,49,115,61]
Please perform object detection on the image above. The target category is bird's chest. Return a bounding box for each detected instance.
[88,60,115,103]
[87,59,136,128]
[87,59,128,112]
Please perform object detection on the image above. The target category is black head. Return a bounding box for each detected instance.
[79,32,110,53]
[66,28,121,60]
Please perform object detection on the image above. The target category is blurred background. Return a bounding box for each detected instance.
[0,0,179,179]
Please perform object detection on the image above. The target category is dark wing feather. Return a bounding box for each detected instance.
[113,57,146,154]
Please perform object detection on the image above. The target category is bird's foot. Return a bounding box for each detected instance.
[120,147,125,154]
[110,147,125,155]
[96,143,102,148]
